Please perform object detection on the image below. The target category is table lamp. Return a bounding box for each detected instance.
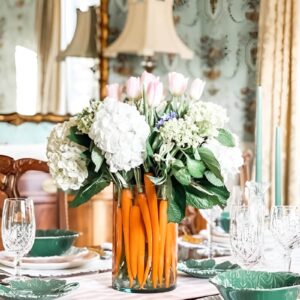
[104,0,193,71]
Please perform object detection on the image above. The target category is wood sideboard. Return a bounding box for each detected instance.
[68,184,113,247]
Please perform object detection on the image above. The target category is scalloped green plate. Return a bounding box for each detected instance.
[0,278,79,299]
[210,270,300,300]
[178,259,240,278]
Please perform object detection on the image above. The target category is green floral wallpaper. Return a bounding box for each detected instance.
[108,0,259,142]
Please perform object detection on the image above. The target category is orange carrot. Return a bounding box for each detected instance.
[112,200,117,276]
[130,205,140,279]
[137,192,153,287]
[171,223,178,283]
[165,222,174,288]
[158,199,168,286]
[115,206,123,276]
[144,173,160,288]
[137,209,145,287]
[121,188,133,287]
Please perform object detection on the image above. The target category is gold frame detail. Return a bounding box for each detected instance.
[0,113,71,125]
[0,1,109,124]
[99,0,109,99]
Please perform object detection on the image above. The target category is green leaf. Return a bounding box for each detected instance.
[217,129,235,147]
[91,146,103,172]
[186,192,216,209]
[172,159,185,170]
[205,171,224,187]
[68,126,90,147]
[186,156,206,179]
[167,177,186,223]
[193,148,201,160]
[188,182,216,197]
[69,176,110,208]
[201,182,230,205]
[198,147,223,180]
[146,139,154,157]
[80,150,90,159]
[152,135,163,151]
[173,168,191,186]
[185,183,221,208]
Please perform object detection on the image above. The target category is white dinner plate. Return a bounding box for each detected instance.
[3,247,89,264]
[0,248,99,270]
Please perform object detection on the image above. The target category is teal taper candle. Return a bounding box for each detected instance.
[255,87,263,183]
[275,126,282,206]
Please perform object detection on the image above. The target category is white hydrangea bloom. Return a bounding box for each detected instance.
[46,118,88,191]
[185,101,229,137]
[89,97,150,172]
[159,101,229,149]
[204,136,243,182]
[160,118,204,148]
[77,99,100,134]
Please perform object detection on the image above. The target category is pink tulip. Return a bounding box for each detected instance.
[141,71,159,91]
[168,72,189,96]
[189,78,206,100]
[106,83,122,101]
[147,80,163,107]
[126,76,141,99]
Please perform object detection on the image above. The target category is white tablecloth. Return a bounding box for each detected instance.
[61,272,219,300]
[59,247,300,300]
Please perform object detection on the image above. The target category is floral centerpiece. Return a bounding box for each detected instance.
[47,71,243,293]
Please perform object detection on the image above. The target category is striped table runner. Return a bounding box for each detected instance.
[62,272,219,300]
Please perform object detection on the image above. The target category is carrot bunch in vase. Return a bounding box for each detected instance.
[47,71,243,292]
[113,168,178,290]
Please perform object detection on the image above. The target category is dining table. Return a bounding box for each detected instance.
[58,235,300,299]
[1,231,300,300]
[61,272,220,300]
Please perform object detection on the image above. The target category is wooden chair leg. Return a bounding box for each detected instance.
[58,191,69,229]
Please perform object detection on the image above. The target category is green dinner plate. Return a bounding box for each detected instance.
[178,259,240,278]
[210,269,300,300]
[0,278,79,299]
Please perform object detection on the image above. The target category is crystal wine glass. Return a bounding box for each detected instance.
[2,198,36,279]
[200,207,222,258]
[270,206,300,271]
[230,205,265,268]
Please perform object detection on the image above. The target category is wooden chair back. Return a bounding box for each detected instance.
[239,150,254,187]
[0,155,68,231]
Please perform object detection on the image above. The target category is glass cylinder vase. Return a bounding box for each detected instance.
[112,185,177,293]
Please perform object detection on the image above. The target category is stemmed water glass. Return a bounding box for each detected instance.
[199,207,222,258]
[2,198,36,279]
[230,205,265,268]
[270,206,300,272]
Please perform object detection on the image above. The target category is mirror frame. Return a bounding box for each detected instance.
[0,2,109,125]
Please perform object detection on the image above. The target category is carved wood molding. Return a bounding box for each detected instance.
[0,113,71,125]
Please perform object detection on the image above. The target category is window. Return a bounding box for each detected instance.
[15,45,37,115]
[60,0,99,115]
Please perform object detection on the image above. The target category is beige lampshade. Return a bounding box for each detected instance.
[104,0,193,59]
[59,7,98,60]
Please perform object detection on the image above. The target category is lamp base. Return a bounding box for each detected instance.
[141,56,156,72]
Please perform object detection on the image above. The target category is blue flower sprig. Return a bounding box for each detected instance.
[156,112,178,129]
